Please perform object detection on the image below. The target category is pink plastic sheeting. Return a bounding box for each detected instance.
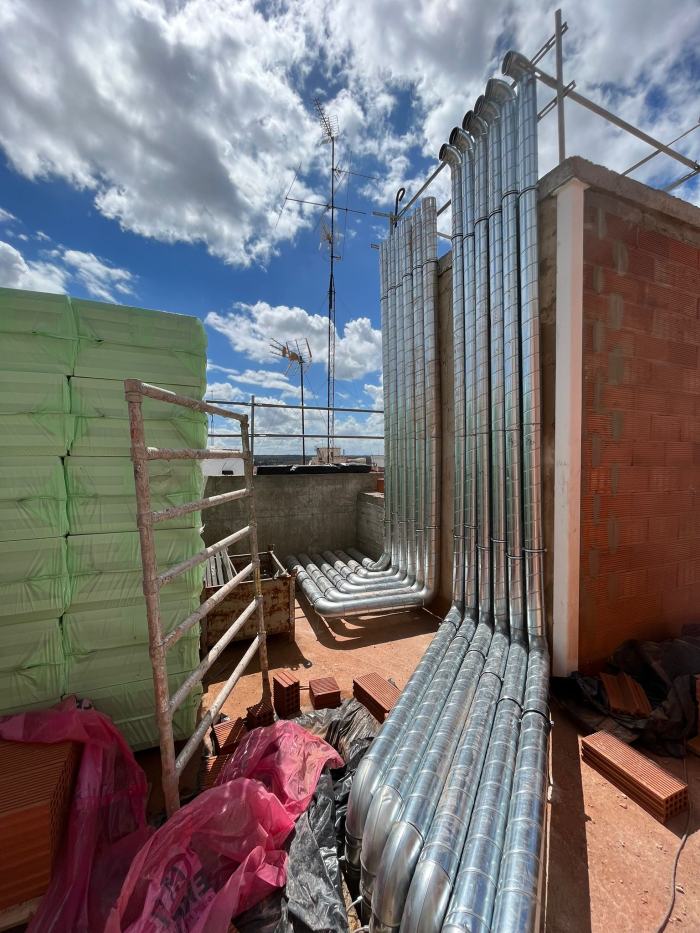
[0,696,150,933]
[107,722,343,931]
[214,719,344,814]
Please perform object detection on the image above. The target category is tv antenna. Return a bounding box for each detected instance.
[274,99,376,463]
[270,337,313,464]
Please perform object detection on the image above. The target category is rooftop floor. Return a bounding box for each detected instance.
[138,600,700,931]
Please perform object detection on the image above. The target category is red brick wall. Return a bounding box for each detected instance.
[579,189,700,668]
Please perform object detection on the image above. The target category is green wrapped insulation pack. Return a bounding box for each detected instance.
[0,288,77,375]
[0,370,74,456]
[0,371,70,414]
[63,593,201,653]
[0,286,208,749]
[69,377,204,420]
[0,459,68,540]
[65,457,203,534]
[0,539,69,623]
[84,677,202,751]
[73,299,207,354]
[0,618,65,715]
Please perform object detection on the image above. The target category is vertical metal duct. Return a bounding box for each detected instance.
[285,199,441,615]
[465,109,493,629]
[440,141,466,623]
[492,50,551,932]
[450,125,479,624]
[477,89,508,637]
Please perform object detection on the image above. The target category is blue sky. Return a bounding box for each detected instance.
[1,0,699,453]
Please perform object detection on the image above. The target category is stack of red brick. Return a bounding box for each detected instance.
[245,699,274,729]
[202,718,247,791]
[0,740,80,910]
[273,671,301,718]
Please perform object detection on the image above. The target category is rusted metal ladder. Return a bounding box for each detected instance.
[125,379,270,816]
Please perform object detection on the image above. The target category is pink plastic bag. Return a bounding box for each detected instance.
[0,696,150,933]
[107,722,343,932]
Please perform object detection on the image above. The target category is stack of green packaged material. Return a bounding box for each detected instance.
[0,287,209,749]
[64,298,208,749]
[0,289,76,714]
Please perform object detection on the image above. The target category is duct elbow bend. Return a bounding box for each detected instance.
[449,126,473,156]
[485,76,515,105]
[439,142,462,169]
[502,49,533,81]
[361,785,406,900]
[400,860,452,933]
[371,821,425,933]
[346,756,384,869]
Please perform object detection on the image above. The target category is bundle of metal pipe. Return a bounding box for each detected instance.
[285,198,442,618]
[343,51,550,933]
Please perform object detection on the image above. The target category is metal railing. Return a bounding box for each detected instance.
[125,379,270,816]
[206,395,385,463]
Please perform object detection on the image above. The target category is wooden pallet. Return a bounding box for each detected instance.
[581,731,688,822]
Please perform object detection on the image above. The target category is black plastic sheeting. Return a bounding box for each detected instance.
[552,634,700,756]
[236,699,378,932]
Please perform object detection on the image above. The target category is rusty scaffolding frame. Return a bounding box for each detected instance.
[125,379,270,816]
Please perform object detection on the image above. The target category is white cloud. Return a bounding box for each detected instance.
[1,0,698,276]
[61,249,134,302]
[0,239,69,293]
[363,379,384,409]
[0,0,321,267]
[207,365,307,398]
[0,207,16,224]
[206,301,382,381]
[0,237,134,301]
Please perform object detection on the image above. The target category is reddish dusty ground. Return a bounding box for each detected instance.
[139,599,700,930]
[546,704,700,932]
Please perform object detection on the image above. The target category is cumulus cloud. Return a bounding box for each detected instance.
[60,250,134,302]
[206,301,382,380]
[0,240,69,293]
[0,237,134,301]
[207,363,309,398]
[2,0,698,276]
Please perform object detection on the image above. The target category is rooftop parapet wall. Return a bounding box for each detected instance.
[203,473,377,558]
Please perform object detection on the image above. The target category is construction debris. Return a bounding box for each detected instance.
[353,672,401,723]
[581,731,688,823]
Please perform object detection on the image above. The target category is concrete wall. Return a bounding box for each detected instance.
[203,473,377,558]
[356,491,384,560]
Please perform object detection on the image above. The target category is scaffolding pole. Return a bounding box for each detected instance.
[126,378,270,816]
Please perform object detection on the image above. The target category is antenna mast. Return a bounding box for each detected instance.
[270,337,313,464]
[314,97,339,462]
